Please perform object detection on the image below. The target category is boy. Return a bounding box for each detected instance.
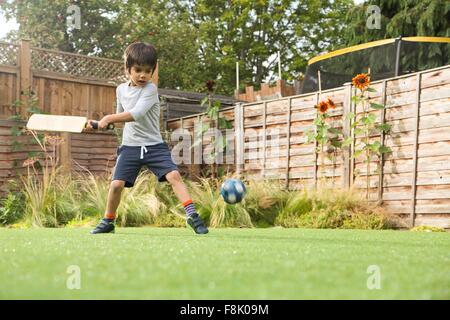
[90,42,208,235]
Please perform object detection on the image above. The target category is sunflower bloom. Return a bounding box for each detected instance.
[326,97,336,109]
[316,101,329,114]
[352,73,370,90]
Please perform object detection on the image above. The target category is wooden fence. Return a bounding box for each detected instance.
[0,40,128,193]
[0,40,139,120]
[168,65,450,229]
[0,119,117,194]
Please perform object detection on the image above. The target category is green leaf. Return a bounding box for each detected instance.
[354,128,364,136]
[376,123,392,133]
[362,114,376,124]
[11,126,22,137]
[368,141,381,152]
[213,100,221,109]
[379,146,392,154]
[313,117,323,126]
[368,113,377,121]
[218,117,232,129]
[318,137,328,145]
[222,138,229,149]
[342,137,353,147]
[351,96,362,104]
[207,107,218,120]
[370,102,385,110]
[347,112,355,120]
[328,127,341,135]
[367,87,377,93]
[200,96,208,107]
[306,131,316,143]
[353,149,363,158]
[330,139,341,148]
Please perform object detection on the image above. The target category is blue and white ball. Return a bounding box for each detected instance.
[220,179,246,204]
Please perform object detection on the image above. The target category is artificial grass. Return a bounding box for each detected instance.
[0,227,448,299]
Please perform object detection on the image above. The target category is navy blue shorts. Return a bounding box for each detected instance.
[112,143,178,187]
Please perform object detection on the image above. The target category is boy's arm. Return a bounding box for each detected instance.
[100,112,134,127]
[96,85,158,129]
[95,85,133,129]
[97,112,134,129]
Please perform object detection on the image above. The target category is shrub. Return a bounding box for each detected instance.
[188,177,253,228]
[243,179,288,226]
[0,191,26,225]
[275,187,392,230]
[410,225,446,233]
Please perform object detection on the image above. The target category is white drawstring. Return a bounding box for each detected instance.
[140,146,148,159]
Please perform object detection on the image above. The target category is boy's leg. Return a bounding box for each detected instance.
[104,180,126,219]
[91,180,125,234]
[165,170,191,203]
[165,170,208,234]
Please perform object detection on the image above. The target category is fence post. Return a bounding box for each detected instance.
[410,72,422,227]
[313,92,319,189]
[191,115,202,179]
[60,132,72,173]
[285,98,292,189]
[342,83,352,190]
[262,101,267,178]
[234,103,243,176]
[19,39,32,119]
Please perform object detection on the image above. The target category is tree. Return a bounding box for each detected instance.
[0,0,124,57]
[114,0,204,91]
[342,0,450,45]
[1,0,355,95]
[184,0,354,94]
[340,0,449,74]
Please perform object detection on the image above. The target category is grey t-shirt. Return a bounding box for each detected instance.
[116,81,163,146]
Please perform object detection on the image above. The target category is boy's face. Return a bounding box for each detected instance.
[128,64,153,87]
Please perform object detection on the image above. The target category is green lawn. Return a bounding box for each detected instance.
[0,227,448,299]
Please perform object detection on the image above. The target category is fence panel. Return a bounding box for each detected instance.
[167,65,450,228]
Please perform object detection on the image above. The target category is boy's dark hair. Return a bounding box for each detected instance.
[124,42,157,73]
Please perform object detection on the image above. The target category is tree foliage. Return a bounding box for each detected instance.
[1,0,357,94]
[342,0,450,45]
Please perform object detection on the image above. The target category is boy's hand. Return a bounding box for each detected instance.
[86,118,115,131]
[97,117,110,130]
[85,120,95,131]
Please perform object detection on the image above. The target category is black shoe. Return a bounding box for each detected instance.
[186,213,209,234]
[90,218,115,234]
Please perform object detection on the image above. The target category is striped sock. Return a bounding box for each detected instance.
[183,199,197,217]
[104,213,116,221]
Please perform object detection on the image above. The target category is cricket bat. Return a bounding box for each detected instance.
[26,114,115,133]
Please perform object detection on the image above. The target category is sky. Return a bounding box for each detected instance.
[0,14,18,39]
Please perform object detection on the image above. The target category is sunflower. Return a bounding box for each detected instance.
[326,97,336,109]
[315,101,329,114]
[352,73,370,90]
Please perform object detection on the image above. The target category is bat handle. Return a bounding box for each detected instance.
[90,121,115,130]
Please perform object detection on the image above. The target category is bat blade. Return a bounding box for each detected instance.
[26,114,88,133]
